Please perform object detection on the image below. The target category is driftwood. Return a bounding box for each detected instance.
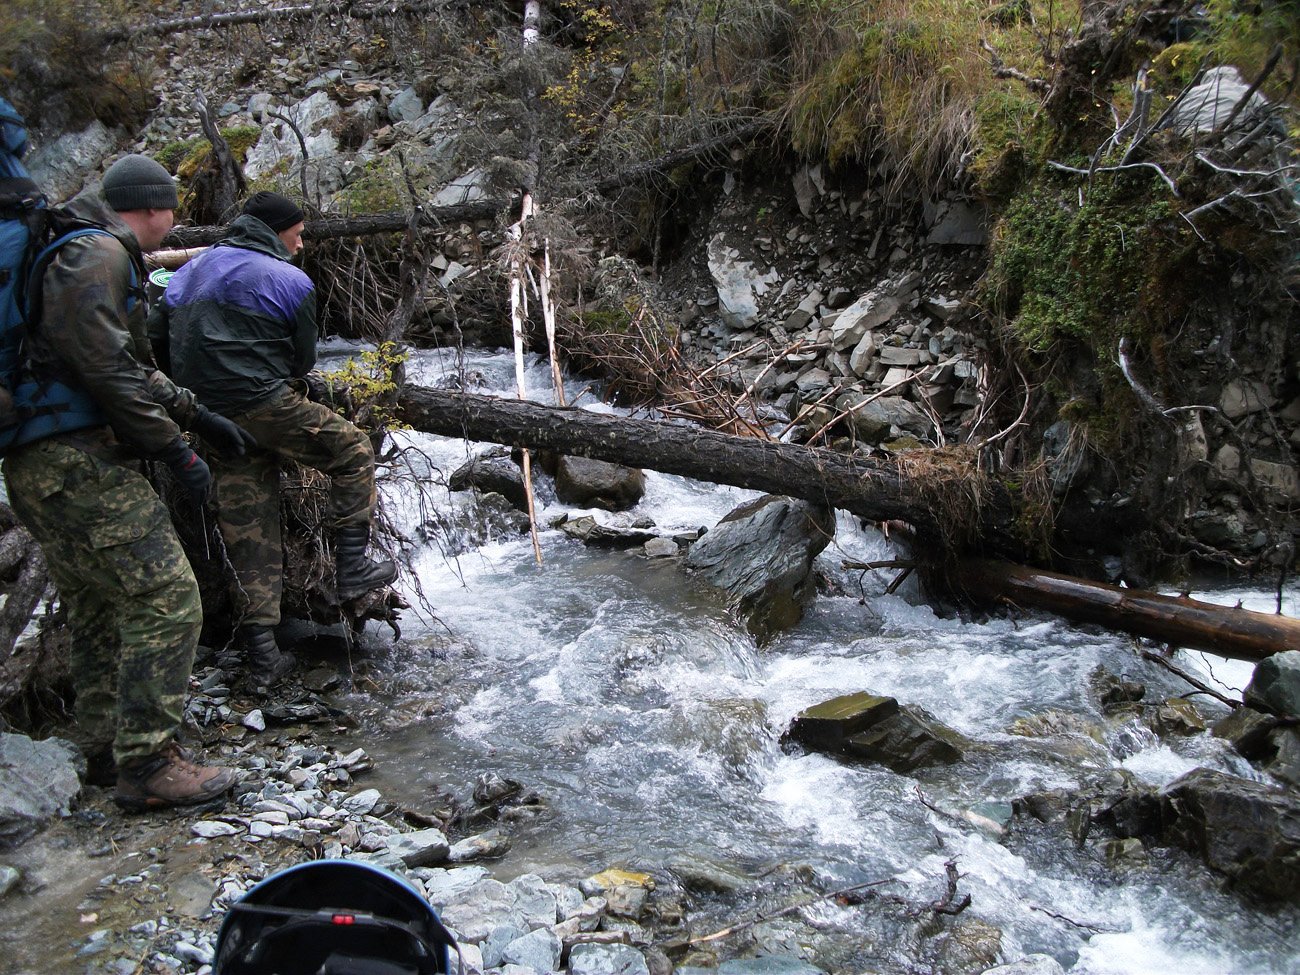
[160,200,507,249]
[954,559,1300,661]
[397,387,1298,659]
[0,505,56,714]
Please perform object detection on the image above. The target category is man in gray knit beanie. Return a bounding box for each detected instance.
[101,153,180,212]
[2,146,252,811]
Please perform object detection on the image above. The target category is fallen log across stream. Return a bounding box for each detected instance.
[397,385,1298,660]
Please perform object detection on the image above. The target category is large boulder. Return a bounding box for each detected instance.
[682,495,834,642]
[1159,768,1300,903]
[707,234,779,330]
[0,734,83,849]
[555,456,646,511]
[1244,651,1300,718]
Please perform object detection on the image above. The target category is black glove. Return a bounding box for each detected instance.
[158,437,212,505]
[191,405,257,457]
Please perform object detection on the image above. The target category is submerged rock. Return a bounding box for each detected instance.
[787,692,966,772]
[683,495,834,642]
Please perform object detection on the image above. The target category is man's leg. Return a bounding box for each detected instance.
[3,440,236,806]
[228,387,393,598]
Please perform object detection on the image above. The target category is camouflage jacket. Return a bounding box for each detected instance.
[31,195,196,459]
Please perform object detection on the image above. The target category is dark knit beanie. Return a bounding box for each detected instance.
[102,154,179,211]
[242,191,305,232]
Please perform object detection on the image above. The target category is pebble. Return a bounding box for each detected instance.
[192,821,240,839]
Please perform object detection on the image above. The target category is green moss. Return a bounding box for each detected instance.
[984,170,1186,355]
[333,158,406,214]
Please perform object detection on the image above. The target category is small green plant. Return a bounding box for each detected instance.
[318,342,410,435]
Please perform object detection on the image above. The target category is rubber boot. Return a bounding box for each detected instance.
[237,624,295,695]
[335,524,398,600]
[114,742,238,811]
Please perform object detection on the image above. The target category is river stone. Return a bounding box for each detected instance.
[845,706,967,773]
[1244,651,1300,718]
[450,829,512,862]
[0,733,83,848]
[1266,727,1300,788]
[1159,768,1300,902]
[1151,698,1207,736]
[682,495,835,642]
[480,915,531,968]
[1211,706,1279,760]
[385,827,450,867]
[718,957,825,975]
[502,927,561,972]
[507,873,558,928]
[556,456,646,511]
[417,865,490,907]
[569,942,650,975]
[927,917,1002,973]
[788,692,899,751]
[980,955,1066,975]
[451,450,528,510]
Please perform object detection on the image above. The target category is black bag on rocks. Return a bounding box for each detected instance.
[213,860,458,975]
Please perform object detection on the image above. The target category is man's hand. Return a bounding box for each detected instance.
[191,405,257,457]
[157,437,212,505]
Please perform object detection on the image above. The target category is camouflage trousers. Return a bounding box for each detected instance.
[3,439,202,764]
[206,384,377,628]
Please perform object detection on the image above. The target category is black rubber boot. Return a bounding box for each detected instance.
[237,624,295,694]
[335,524,398,600]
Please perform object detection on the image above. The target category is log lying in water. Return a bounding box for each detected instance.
[397,386,1296,661]
[954,559,1299,662]
[397,385,1020,555]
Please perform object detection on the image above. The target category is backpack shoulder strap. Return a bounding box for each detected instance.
[26,225,143,324]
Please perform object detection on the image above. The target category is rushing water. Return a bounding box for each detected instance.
[328,343,1300,975]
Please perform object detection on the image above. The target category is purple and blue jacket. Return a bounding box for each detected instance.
[149,214,316,416]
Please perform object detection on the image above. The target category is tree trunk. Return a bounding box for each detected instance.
[397,386,1298,659]
[954,559,1298,661]
[397,385,1015,555]
[159,200,507,249]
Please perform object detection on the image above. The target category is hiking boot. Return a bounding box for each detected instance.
[113,743,238,812]
[237,624,295,695]
[335,524,398,600]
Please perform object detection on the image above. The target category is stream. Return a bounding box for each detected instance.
[318,343,1300,975]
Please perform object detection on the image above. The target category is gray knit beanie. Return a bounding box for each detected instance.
[102,154,179,211]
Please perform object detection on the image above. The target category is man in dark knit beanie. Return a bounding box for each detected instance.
[151,189,397,695]
[3,147,252,810]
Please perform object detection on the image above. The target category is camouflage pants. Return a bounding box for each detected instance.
[207,384,377,627]
[2,439,202,764]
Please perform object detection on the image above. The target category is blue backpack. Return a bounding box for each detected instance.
[0,96,128,453]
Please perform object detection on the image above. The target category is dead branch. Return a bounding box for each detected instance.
[102,0,468,44]
[979,38,1051,94]
[1139,649,1240,709]
[594,120,772,194]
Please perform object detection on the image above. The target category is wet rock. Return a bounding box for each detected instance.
[451,450,528,510]
[1150,698,1207,736]
[980,955,1066,975]
[555,456,646,511]
[0,864,20,900]
[1244,651,1300,718]
[569,942,651,975]
[385,827,451,867]
[25,120,117,203]
[643,537,680,558]
[1266,727,1300,788]
[449,829,512,862]
[1091,666,1145,711]
[192,820,241,839]
[0,733,83,848]
[1211,706,1279,760]
[666,857,754,895]
[717,958,825,975]
[844,706,966,773]
[1160,768,1300,902]
[787,692,899,751]
[558,515,658,548]
[682,495,834,642]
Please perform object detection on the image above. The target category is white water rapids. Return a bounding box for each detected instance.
[327,343,1299,975]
